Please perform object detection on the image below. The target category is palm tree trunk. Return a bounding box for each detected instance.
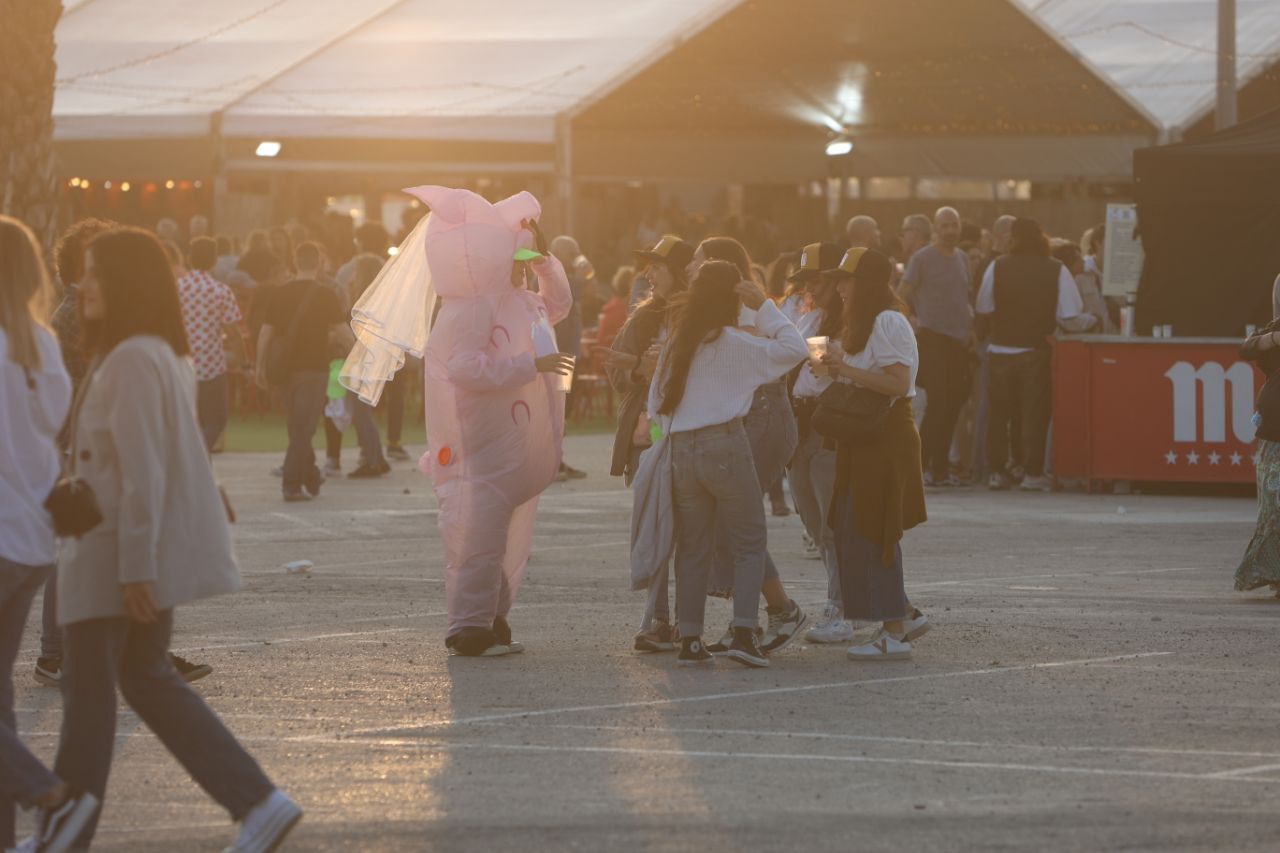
[0,0,64,250]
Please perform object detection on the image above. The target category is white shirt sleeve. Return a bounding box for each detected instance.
[750,299,810,374]
[865,311,918,370]
[1056,265,1086,321]
[976,263,996,315]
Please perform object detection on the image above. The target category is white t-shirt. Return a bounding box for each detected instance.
[840,310,918,402]
[976,261,1088,354]
[1,326,72,567]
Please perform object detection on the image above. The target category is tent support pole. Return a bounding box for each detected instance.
[555,115,574,235]
[1216,0,1237,130]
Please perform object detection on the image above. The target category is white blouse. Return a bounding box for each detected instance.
[0,326,71,567]
[841,310,918,402]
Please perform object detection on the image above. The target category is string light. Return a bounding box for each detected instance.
[194,180,203,188]
[121,181,131,191]
[387,246,400,257]
[69,177,81,187]
[103,181,112,190]
[165,179,175,189]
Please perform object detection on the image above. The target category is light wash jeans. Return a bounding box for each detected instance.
[672,420,766,637]
[788,429,840,603]
[0,559,60,848]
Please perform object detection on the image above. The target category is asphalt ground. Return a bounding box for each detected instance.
[12,433,1279,851]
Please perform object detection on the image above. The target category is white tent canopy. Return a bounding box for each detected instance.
[53,0,736,141]
[55,0,1280,144]
[1016,0,1280,133]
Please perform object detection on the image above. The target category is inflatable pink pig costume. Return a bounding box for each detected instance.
[341,186,571,656]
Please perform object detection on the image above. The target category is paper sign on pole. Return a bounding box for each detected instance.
[1103,203,1144,297]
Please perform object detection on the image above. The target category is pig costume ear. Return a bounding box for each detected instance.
[493,191,541,230]
[403,185,469,223]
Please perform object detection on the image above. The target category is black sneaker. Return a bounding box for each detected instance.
[171,655,212,683]
[492,615,524,654]
[445,626,512,657]
[725,627,770,668]
[761,599,807,654]
[386,444,411,462]
[634,620,678,653]
[558,462,587,481]
[677,636,713,667]
[348,460,391,479]
[707,625,761,654]
[282,489,311,503]
[34,789,99,853]
[34,656,61,687]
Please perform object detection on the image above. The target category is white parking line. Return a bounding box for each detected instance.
[349,651,1170,735]
[265,737,1280,785]
[469,721,1280,762]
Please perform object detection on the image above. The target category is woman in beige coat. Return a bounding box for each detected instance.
[54,228,301,852]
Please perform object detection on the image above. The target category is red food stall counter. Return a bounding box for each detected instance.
[1053,335,1263,488]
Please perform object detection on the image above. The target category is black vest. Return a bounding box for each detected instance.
[991,256,1060,350]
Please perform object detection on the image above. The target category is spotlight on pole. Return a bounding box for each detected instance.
[255,140,282,158]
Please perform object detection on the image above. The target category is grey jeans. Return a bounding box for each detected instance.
[55,610,274,847]
[40,572,61,659]
[672,420,766,637]
[0,559,59,848]
[709,382,798,596]
[282,371,328,492]
[196,373,230,453]
[789,428,840,604]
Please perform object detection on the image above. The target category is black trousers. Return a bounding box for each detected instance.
[986,349,1052,478]
[917,329,971,481]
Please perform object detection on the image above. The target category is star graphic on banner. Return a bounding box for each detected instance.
[1187,452,1200,465]
[1231,452,1244,466]
[1208,452,1221,466]
[1164,450,1178,465]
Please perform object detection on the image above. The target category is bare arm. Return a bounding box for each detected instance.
[255,324,273,388]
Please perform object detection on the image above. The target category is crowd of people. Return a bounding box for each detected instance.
[0,189,1152,849]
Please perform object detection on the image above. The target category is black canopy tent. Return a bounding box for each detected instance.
[1134,106,1280,337]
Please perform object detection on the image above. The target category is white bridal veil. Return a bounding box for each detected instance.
[339,213,436,406]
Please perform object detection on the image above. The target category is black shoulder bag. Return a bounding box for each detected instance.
[34,366,104,538]
[811,381,891,443]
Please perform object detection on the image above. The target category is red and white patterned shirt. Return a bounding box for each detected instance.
[177,270,242,381]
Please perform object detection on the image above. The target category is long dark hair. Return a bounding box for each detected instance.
[85,228,190,357]
[1242,318,1280,375]
[841,276,906,356]
[657,260,741,416]
[814,280,845,340]
[698,236,753,281]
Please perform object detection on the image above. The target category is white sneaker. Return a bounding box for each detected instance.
[1020,474,1052,492]
[225,789,302,853]
[805,601,855,644]
[902,608,930,642]
[847,630,912,661]
[801,532,820,559]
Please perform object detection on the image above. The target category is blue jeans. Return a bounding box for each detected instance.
[0,559,60,848]
[55,610,274,847]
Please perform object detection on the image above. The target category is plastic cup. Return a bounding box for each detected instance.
[1162,324,1174,338]
[806,336,829,360]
